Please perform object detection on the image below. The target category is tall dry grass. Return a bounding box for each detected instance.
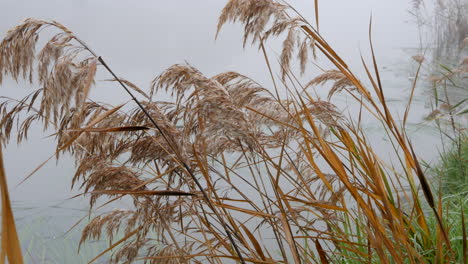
[0,0,466,263]
[0,146,23,263]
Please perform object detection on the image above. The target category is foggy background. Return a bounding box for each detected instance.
[0,0,429,236]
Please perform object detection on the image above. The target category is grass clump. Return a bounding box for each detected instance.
[0,0,466,263]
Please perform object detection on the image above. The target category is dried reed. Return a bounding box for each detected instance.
[0,0,463,263]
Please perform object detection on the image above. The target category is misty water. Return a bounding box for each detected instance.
[1,0,464,262]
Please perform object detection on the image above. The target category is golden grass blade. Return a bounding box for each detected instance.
[363,32,393,124]
[314,0,319,32]
[368,16,384,97]
[81,103,126,129]
[64,126,150,133]
[16,153,54,186]
[286,195,346,211]
[104,78,150,99]
[300,25,348,70]
[314,240,329,264]
[239,222,267,261]
[213,202,276,219]
[0,146,24,264]
[295,236,367,248]
[403,61,423,128]
[277,203,301,264]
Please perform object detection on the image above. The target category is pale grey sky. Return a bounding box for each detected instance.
[1,0,419,88]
